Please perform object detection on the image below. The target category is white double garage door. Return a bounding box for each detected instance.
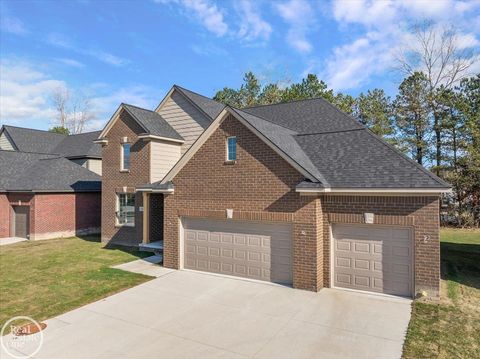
[182,218,413,297]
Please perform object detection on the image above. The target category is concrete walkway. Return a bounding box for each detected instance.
[111,255,167,277]
[1,270,412,359]
[0,237,28,246]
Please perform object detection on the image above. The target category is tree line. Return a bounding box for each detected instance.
[213,71,479,227]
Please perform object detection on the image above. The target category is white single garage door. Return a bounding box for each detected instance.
[182,218,292,284]
[332,224,413,297]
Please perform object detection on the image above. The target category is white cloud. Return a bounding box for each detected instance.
[0,59,157,131]
[275,0,314,53]
[236,0,272,41]
[332,0,398,27]
[325,0,480,90]
[158,0,228,37]
[46,32,128,67]
[87,85,159,130]
[0,60,64,124]
[56,58,85,68]
[332,0,480,27]
[0,15,28,35]
[191,43,228,56]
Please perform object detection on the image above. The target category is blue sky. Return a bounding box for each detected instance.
[1,0,479,131]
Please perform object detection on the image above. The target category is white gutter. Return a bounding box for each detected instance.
[135,188,174,194]
[93,139,108,145]
[138,134,185,144]
[296,187,452,194]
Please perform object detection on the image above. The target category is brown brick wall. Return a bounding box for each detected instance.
[101,110,150,245]
[162,113,441,296]
[321,195,440,296]
[0,192,100,239]
[163,114,322,291]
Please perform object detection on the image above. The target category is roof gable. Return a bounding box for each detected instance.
[2,125,66,154]
[97,103,183,142]
[158,107,320,186]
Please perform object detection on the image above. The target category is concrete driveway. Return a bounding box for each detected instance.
[2,269,412,359]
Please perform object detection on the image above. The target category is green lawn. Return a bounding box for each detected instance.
[403,228,480,359]
[0,236,153,329]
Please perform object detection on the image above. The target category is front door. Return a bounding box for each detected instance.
[14,206,30,239]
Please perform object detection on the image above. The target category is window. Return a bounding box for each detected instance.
[121,143,131,171]
[116,193,135,226]
[226,136,237,161]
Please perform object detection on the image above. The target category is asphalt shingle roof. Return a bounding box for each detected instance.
[0,150,101,192]
[2,125,66,153]
[181,94,449,189]
[1,125,102,158]
[122,104,184,141]
[232,108,327,185]
[243,98,364,134]
[52,131,102,158]
[174,85,225,120]
[294,129,450,188]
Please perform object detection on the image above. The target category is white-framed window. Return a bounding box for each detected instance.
[116,193,135,226]
[226,136,237,161]
[120,143,131,171]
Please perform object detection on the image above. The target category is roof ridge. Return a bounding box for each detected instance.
[69,130,102,136]
[174,84,223,104]
[244,97,325,110]
[0,149,59,156]
[244,96,363,133]
[295,128,365,136]
[234,107,297,133]
[173,85,225,121]
[122,102,154,112]
[2,125,67,136]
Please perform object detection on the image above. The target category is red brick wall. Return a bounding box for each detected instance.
[100,109,150,244]
[33,193,101,237]
[0,192,100,239]
[163,114,322,291]
[0,194,10,237]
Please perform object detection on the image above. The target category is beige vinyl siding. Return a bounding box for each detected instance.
[150,140,182,182]
[157,90,211,154]
[0,132,14,150]
[70,158,102,176]
[86,159,102,175]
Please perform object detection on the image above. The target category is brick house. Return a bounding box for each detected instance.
[96,85,450,298]
[0,127,102,240]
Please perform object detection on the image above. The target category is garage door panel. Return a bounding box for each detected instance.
[333,224,413,297]
[184,218,292,284]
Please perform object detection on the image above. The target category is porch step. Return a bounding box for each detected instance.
[139,241,163,254]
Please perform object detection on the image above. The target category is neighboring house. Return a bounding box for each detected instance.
[0,126,102,240]
[0,125,103,175]
[96,85,450,298]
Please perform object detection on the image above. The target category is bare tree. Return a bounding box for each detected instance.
[51,87,69,129]
[50,87,95,134]
[396,22,477,174]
